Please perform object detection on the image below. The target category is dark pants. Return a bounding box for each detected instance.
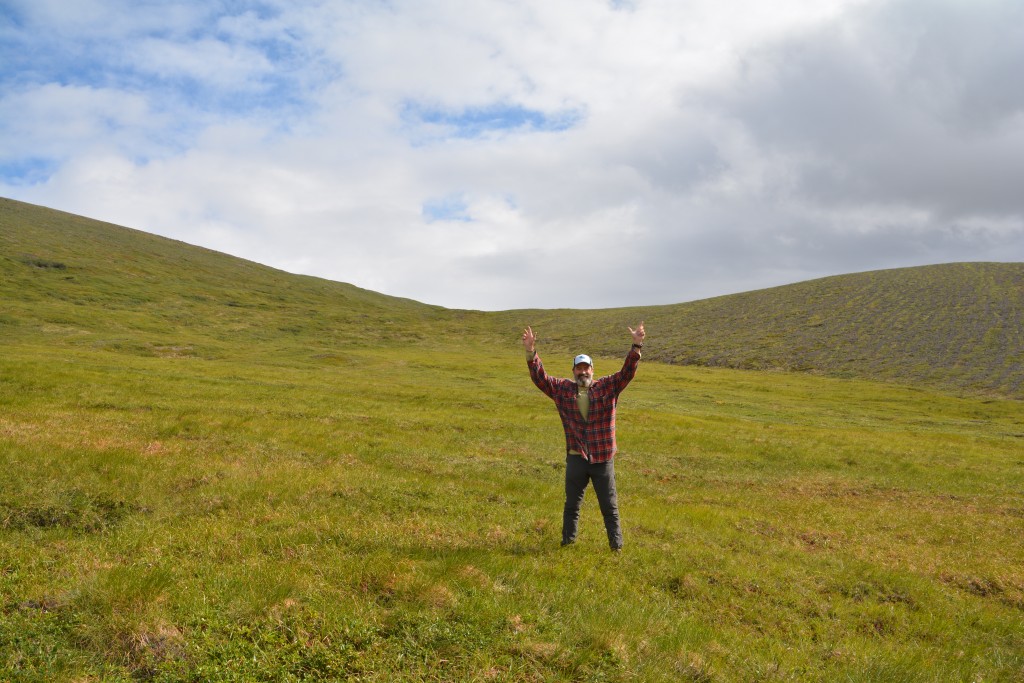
[563,456,623,550]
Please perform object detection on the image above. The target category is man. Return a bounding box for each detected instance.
[522,322,645,551]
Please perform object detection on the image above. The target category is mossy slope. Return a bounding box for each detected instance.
[3,196,1021,397]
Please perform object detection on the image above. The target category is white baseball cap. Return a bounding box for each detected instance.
[573,354,593,368]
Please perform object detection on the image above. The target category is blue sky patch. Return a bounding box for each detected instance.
[404,101,583,140]
[0,158,59,186]
[422,193,472,223]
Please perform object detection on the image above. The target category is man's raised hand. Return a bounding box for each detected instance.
[522,326,537,354]
[629,321,646,346]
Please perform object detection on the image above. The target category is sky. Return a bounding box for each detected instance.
[2,0,1022,310]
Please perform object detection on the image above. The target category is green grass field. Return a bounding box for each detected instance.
[1,198,1022,681]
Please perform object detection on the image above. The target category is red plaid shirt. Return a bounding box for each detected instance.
[527,347,641,463]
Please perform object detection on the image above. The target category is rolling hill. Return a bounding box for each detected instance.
[2,196,1021,397]
[508,263,1024,399]
[2,195,1022,681]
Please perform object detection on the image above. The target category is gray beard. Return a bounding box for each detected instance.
[577,377,593,389]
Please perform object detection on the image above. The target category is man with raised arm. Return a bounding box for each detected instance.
[522,322,645,551]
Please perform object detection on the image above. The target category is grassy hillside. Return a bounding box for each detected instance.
[1,197,1022,682]
[0,197,461,359]
[3,197,1021,397]
[493,264,1024,399]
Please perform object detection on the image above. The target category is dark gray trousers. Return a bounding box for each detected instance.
[562,456,623,550]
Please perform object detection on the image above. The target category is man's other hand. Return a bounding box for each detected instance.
[522,326,537,354]
[629,321,645,346]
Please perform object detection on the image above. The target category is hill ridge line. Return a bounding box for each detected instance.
[3,196,1021,398]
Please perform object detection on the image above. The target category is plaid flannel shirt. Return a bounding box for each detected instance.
[527,347,641,463]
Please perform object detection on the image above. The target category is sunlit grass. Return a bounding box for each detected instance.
[1,339,1021,682]
[2,198,1022,680]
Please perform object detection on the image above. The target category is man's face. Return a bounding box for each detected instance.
[574,362,593,388]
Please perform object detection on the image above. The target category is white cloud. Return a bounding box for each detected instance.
[131,37,274,88]
[1,0,1022,310]
[0,84,160,160]
[5,0,205,40]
